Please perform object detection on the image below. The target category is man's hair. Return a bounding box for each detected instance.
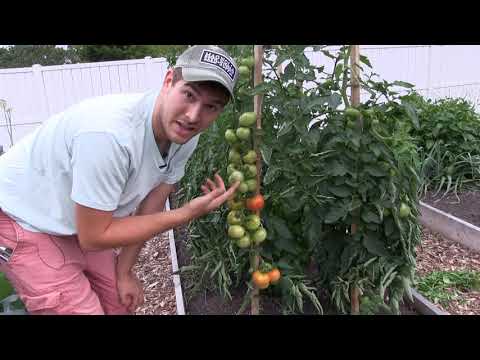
[172,67,230,105]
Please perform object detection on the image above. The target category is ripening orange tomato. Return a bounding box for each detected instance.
[246,194,265,211]
[267,268,281,284]
[252,271,270,289]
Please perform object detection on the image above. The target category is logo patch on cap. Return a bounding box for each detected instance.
[200,50,236,81]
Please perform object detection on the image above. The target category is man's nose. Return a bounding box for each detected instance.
[185,103,202,123]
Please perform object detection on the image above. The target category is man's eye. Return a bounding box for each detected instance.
[184,91,194,99]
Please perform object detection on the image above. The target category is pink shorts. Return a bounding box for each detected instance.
[0,210,129,315]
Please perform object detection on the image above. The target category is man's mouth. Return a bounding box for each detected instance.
[175,121,195,136]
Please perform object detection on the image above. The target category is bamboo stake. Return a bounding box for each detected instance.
[350,44,361,315]
[250,45,264,315]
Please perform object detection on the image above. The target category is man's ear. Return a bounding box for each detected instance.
[162,68,175,91]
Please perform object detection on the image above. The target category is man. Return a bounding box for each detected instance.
[0,45,240,315]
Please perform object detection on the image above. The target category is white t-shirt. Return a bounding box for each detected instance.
[0,89,199,235]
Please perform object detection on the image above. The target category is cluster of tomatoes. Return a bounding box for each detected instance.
[225,109,267,249]
[224,55,281,289]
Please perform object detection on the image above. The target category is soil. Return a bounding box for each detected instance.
[422,191,480,227]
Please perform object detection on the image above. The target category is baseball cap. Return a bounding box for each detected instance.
[175,45,239,99]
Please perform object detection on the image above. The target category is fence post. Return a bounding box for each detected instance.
[32,64,50,119]
[426,45,433,99]
[144,56,155,90]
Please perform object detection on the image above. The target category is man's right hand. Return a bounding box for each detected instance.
[184,173,239,219]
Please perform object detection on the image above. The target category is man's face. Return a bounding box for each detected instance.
[158,69,227,144]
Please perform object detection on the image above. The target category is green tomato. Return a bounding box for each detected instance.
[245,214,261,231]
[227,210,243,225]
[241,56,255,68]
[246,179,257,192]
[227,163,237,176]
[236,127,251,141]
[237,87,247,97]
[232,142,245,152]
[243,150,257,164]
[228,149,242,164]
[228,225,245,239]
[399,203,411,218]
[238,182,249,194]
[224,129,238,144]
[243,164,257,178]
[345,107,361,120]
[239,66,250,77]
[236,234,251,248]
[252,227,267,245]
[380,161,390,171]
[346,120,357,129]
[239,112,256,127]
[324,79,333,88]
[228,170,244,185]
[227,198,244,210]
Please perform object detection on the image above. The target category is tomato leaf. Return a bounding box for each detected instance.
[305,96,329,110]
[328,185,351,198]
[277,121,294,137]
[324,206,348,224]
[250,82,273,96]
[321,50,335,59]
[402,101,420,130]
[392,80,415,89]
[384,217,396,237]
[363,232,389,256]
[361,209,382,224]
[283,62,295,81]
[269,216,297,254]
[363,165,387,177]
[330,162,348,177]
[360,55,372,68]
[327,93,342,110]
[263,165,281,185]
[259,144,272,165]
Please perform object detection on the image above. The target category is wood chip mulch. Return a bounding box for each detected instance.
[416,227,480,315]
[133,233,177,315]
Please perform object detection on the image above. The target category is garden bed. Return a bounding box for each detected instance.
[169,192,418,315]
[415,227,480,315]
[132,192,480,315]
[422,191,480,228]
[173,220,421,315]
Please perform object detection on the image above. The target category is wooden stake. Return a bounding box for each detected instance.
[250,45,264,316]
[350,45,361,315]
[350,45,361,107]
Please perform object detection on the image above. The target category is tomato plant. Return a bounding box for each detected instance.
[402,94,480,198]
[178,45,423,315]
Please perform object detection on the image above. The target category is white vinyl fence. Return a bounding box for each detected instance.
[1,46,480,151]
[305,45,480,107]
[0,56,169,150]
